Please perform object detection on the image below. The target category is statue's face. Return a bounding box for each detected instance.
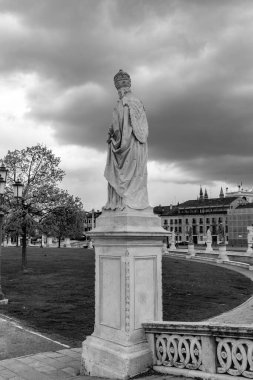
[118,87,130,99]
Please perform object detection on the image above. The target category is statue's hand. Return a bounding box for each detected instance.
[108,125,114,135]
[107,125,114,143]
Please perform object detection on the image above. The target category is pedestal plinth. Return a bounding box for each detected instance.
[205,241,213,253]
[217,244,229,263]
[187,244,195,257]
[81,207,169,379]
[247,243,253,255]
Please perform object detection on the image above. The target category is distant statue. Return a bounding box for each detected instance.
[104,70,149,210]
[207,228,212,241]
[218,223,225,244]
[188,226,193,245]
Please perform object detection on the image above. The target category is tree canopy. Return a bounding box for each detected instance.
[41,190,85,247]
[2,144,85,268]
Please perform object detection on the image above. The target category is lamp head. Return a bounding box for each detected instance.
[13,179,24,199]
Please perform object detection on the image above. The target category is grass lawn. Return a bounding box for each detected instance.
[1,247,253,347]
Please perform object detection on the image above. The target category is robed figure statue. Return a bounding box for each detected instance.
[104,70,149,210]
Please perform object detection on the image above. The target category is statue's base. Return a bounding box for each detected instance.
[81,207,168,379]
[205,241,213,253]
[81,335,152,380]
[217,244,229,263]
[187,244,195,257]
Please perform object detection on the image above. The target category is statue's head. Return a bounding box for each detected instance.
[114,69,131,99]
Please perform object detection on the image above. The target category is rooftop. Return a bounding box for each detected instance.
[178,196,239,209]
[236,203,253,209]
[154,197,241,216]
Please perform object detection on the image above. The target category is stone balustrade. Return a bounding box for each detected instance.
[143,321,253,379]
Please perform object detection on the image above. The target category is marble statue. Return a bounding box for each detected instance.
[218,223,225,244]
[188,225,193,245]
[207,228,212,241]
[104,70,149,210]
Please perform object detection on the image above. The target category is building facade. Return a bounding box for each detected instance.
[83,209,102,233]
[227,204,253,246]
[154,188,247,245]
[225,185,253,203]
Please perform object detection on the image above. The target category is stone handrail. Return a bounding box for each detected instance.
[143,321,253,379]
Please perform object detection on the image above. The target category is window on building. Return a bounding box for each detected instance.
[206,218,210,224]
[178,227,182,233]
[186,235,189,241]
[199,226,203,233]
[170,227,173,232]
[192,218,196,224]
[170,220,173,225]
[185,218,189,224]
[179,219,182,224]
[179,236,182,241]
[212,218,216,224]
[199,218,203,224]
[175,227,178,232]
[175,219,178,224]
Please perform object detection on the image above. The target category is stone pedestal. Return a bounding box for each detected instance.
[161,242,169,255]
[169,231,176,251]
[247,226,253,254]
[7,238,13,247]
[247,243,253,254]
[3,239,7,247]
[63,237,71,248]
[188,244,195,257]
[169,242,176,251]
[205,240,213,253]
[41,234,46,248]
[88,240,94,249]
[46,236,53,247]
[81,207,168,379]
[217,244,229,262]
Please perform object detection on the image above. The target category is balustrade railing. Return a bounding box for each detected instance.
[143,322,253,379]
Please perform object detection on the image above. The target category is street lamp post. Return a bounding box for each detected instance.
[13,179,25,270]
[0,164,9,304]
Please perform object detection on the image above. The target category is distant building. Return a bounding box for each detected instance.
[154,187,247,245]
[227,203,253,246]
[84,209,102,233]
[225,185,253,203]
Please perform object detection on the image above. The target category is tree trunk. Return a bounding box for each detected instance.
[22,224,27,271]
[58,236,61,248]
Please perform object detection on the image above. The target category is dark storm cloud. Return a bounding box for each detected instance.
[1,0,253,185]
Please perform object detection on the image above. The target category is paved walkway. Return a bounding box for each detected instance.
[206,260,253,324]
[0,347,183,379]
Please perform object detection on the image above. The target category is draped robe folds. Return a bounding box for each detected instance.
[104,93,149,210]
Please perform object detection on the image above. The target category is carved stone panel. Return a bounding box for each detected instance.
[99,256,121,329]
[134,257,157,329]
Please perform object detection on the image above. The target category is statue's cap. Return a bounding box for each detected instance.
[114,69,131,90]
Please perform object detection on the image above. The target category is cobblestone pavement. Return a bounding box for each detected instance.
[0,347,185,379]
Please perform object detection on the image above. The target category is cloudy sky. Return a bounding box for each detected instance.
[0,0,253,210]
